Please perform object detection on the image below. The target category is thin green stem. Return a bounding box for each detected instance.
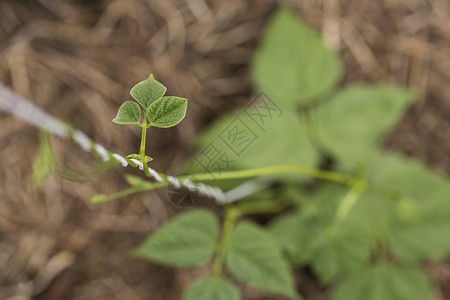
[331,180,366,229]
[213,206,241,276]
[91,183,166,203]
[328,165,367,234]
[99,164,356,203]
[139,117,152,177]
[182,165,355,185]
[139,118,148,157]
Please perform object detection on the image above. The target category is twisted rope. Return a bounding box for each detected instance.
[0,83,227,203]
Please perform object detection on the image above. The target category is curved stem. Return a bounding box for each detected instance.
[181,165,355,185]
[101,164,356,203]
[329,166,368,233]
[213,206,241,276]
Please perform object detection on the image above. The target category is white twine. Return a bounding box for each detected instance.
[112,153,128,167]
[94,144,110,162]
[0,83,229,203]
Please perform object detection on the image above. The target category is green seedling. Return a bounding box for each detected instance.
[113,74,188,170]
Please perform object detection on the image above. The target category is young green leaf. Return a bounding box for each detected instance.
[226,221,300,300]
[332,263,432,300]
[112,101,141,125]
[130,74,167,110]
[134,209,219,267]
[146,96,188,128]
[184,276,241,300]
[252,7,342,105]
[316,85,414,169]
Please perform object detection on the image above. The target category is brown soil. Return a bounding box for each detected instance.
[0,0,449,299]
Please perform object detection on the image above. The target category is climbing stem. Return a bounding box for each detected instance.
[213,206,241,276]
[211,198,292,277]
[139,118,148,158]
[329,165,368,233]
[101,165,357,203]
[139,118,152,177]
[183,165,355,186]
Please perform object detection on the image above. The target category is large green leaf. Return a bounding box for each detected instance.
[252,7,341,105]
[187,105,318,182]
[368,152,450,261]
[316,85,414,169]
[130,74,167,110]
[311,231,372,284]
[184,276,241,300]
[112,101,141,125]
[134,209,219,267]
[269,184,372,283]
[226,221,300,300]
[147,96,188,128]
[332,263,432,300]
[269,211,314,265]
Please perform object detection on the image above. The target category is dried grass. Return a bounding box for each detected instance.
[0,0,449,299]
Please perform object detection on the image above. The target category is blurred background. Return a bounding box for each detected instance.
[0,0,449,299]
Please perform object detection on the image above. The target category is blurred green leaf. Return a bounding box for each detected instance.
[112,101,141,125]
[332,263,432,300]
[226,221,300,300]
[147,96,188,128]
[317,85,414,169]
[269,184,372,283]
[269,210,318,266]
[130,74,167,110]
[30,131,54,189]
[311,231,372,283]
[187,106,318,182]
[368,152,450,261]
[252,7,341,105]
[184,276,241,300]
[134,209,219,267]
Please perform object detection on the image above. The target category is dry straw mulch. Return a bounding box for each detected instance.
[0,0,449,299]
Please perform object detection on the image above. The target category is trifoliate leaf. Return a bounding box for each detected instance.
[130,74,167,110]
[112,101,141,125]
[146,96,188,128]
